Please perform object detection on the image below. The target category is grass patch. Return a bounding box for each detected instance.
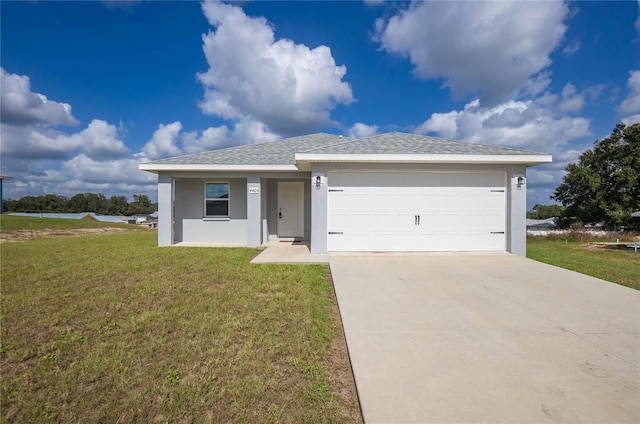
[527,237,640,290]
[1,227,360,422]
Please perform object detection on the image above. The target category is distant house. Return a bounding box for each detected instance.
[140,132,552,256]
[526,218,558,235]
[93,215,129,224]
[130,213,157,225]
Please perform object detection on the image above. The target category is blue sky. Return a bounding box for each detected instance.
[1,0,639,208]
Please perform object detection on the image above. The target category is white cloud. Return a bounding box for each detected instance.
[415,90,592,207]
[562,41,580,55]
[618,70,640,124]
[557,83,585,114]
[145,118,280,158]
[347,123,379,139]
[376,1,569,105]
[181,126,231,154]
[62,153,153,186]
[622,114,640,125]
[142,121,184,160]
[1,118,128,161]
[417,97,590,153]
[0,68,79,126]
[0,69,149,200]
[197,0,353,135]
[68,119,129,160]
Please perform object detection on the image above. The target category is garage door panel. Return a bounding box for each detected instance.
[327,172,506,252]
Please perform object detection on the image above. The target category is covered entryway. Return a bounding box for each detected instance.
[327,172,506,252]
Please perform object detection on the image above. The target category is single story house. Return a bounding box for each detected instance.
[139,132,551,256]
[526,218,559,235]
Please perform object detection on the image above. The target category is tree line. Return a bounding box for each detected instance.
[553,122,639,230]
[529,123,639,230]
[2,193,157,216]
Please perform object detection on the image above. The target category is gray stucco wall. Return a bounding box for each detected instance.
[157,173,173,246]
[507,166,528,256]
[174,178,247,243]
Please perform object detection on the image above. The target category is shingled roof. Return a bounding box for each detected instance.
[140,132,549,169]
[146,133,350,166]
[304,132,545,156]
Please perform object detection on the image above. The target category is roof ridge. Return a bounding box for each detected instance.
[300,135,355,153]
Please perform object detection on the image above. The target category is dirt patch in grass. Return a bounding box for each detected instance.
[0,226,134,243]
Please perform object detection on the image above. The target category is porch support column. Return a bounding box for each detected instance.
[508,167,527,256]
[310,164,328,254]
[157,173,174,247]
[246,175,262,247]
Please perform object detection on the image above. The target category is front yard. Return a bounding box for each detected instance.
[527,236,640,290]
[0,220,361,423]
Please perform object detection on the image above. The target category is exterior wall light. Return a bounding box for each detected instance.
[315,175,321,189]
[517,176,526,188]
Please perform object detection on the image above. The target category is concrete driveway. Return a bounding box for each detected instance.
[329,254,639,423]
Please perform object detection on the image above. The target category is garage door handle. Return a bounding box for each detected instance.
[491,231,505,234]
[414,215,420,225]
[418,215,420,225]
[328,231,343,235]
[328,189,343,192]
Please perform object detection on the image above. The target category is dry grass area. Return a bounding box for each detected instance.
[1,217,362,423]
[0,226,136,243]
[0,215,151,243]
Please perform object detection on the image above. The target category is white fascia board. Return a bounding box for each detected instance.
[294,153,552,165]
[138,163,299,173]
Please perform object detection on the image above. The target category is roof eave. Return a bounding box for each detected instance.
[138,164,300,173]
[294,153,553,166]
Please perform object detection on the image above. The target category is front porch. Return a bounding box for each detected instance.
[156,173,312,247]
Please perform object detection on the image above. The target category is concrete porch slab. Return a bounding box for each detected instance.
[251,241,330,264]
[173,242,246,247]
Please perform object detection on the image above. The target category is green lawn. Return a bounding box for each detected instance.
[1,217,360,423]
[527,237,640,290]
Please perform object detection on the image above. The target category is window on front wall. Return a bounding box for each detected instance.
[204,182,229,217]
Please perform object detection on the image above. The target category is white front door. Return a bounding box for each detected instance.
[277,181,304,238]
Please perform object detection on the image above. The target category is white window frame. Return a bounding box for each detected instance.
[204,181,230,218]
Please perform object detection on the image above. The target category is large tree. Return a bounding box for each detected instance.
[127,194,156,215]
[552,123,640,229]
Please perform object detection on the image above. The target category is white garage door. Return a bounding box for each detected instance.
[327,172,506,252]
